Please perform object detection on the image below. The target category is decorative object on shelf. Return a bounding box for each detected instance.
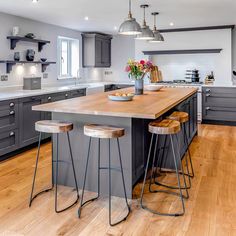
[118,0,141,35]
[136,5,154,40]
[149,12,164,43]
[150,66,163,83]
[40,58,47,62]
[26,49,35,61]
[25,33,36,39]
[12,26,20,36]
[125,59,153,95]
[14,52,20,61]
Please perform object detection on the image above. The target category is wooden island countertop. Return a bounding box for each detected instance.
[33,87,197,119]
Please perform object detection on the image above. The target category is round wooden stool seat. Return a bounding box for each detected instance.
[149,119,180,135]
[84,124,125,139]
[168,111,189,123]
[35,120,73,134]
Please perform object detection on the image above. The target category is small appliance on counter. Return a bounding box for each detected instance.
[186,69,200,82]
[23,77,41,90]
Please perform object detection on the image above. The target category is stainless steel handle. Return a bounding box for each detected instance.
[206,107,211,111]
[9,131,15,137]
[9,110,15,115]
[206,93,211,97]
[48,96,52,100]
[9,102,15,107]
[65,93,68,97]
[206,89,211,92]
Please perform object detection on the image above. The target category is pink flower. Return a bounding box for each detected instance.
[140,60,145,65]
[125,66,131,72]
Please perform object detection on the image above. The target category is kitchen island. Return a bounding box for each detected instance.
[33,87,198,198]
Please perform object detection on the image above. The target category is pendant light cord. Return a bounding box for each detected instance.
[143,7,146,26]
[128,0,132,18]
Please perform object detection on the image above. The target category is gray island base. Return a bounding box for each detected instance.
[52,93,197,199]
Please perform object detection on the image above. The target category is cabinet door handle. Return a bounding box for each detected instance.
[48,96,52,101]
[9,102,15,107]
[206,89,211,92]
[31,97,37,101]
[206,107,211,111]
[9,110,15,115]
[206,93,211,97]
[65,93,68,97]
[9,131,15,137]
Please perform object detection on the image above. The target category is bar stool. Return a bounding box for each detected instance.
[153,111,193,190]
[29,120,79,213]
[78,124,131,226]
[140,119,188,216]
[168,111,194,178]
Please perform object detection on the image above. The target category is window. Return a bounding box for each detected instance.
[57,36,80,79]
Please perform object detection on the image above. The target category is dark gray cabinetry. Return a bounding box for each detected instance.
[104,84,133,92]
[202,87,236,123]
[82,33,112,68]
[19,96,43,148]
[131,93,198,184]
[0,100,19,156]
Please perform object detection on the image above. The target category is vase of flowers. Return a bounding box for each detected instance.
[125,59,153,95]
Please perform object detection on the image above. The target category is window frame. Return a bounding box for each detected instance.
[57,36,79,80]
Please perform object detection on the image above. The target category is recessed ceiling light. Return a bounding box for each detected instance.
[32,0,39,3]
[84,16,89,21]
[170,22,174,26]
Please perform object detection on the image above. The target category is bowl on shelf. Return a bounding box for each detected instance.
[145,85,163,91]
[40,58,47,62]
[108,92,134,101]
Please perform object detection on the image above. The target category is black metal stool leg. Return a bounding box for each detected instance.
[55,133,79,213]
[183,124,194,178]
[29,132,53,207]
[106,138,131,226]
[78,137,92,218]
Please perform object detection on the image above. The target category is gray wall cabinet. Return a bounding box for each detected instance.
[82,33,112,68]
[0,88,86,161]
[202,87,236,123]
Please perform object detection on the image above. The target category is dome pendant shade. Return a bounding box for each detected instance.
[119,16,142,35]
[135,4,154,40]
[118,0,142,35]
[149,12,164,42]
[136,25,154,40]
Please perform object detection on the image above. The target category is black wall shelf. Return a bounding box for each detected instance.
[7,36,50,52]
[0,60,56,73]
[143,49,223,55]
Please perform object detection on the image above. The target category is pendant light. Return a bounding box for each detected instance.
[118,0,142,35]
[149,12,164,43]
[136,5,154,40]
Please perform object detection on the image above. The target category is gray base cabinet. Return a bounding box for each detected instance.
[0,88,86,160]
[202,87,236,123]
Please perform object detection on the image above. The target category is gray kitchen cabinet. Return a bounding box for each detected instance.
[19,96,43,148]
[104,84,133,92]
[202,87,236,123]
[69,88,86,98]
[82,33,112,68]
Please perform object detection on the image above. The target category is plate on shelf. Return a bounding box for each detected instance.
[108,93,134,101]
[145,85,163,91]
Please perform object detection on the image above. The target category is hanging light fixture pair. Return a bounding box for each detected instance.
[118,0,164,42]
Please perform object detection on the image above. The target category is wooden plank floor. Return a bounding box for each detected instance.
[1,124,236,236]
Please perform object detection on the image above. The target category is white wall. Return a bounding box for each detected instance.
[0,12,105,87]
[103,35,135,82]
[135,29,233,85]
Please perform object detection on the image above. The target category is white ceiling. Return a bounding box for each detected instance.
[0,0,235,33]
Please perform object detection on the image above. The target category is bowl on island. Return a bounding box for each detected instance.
[108,92,134,101]
[145,84,163,91]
